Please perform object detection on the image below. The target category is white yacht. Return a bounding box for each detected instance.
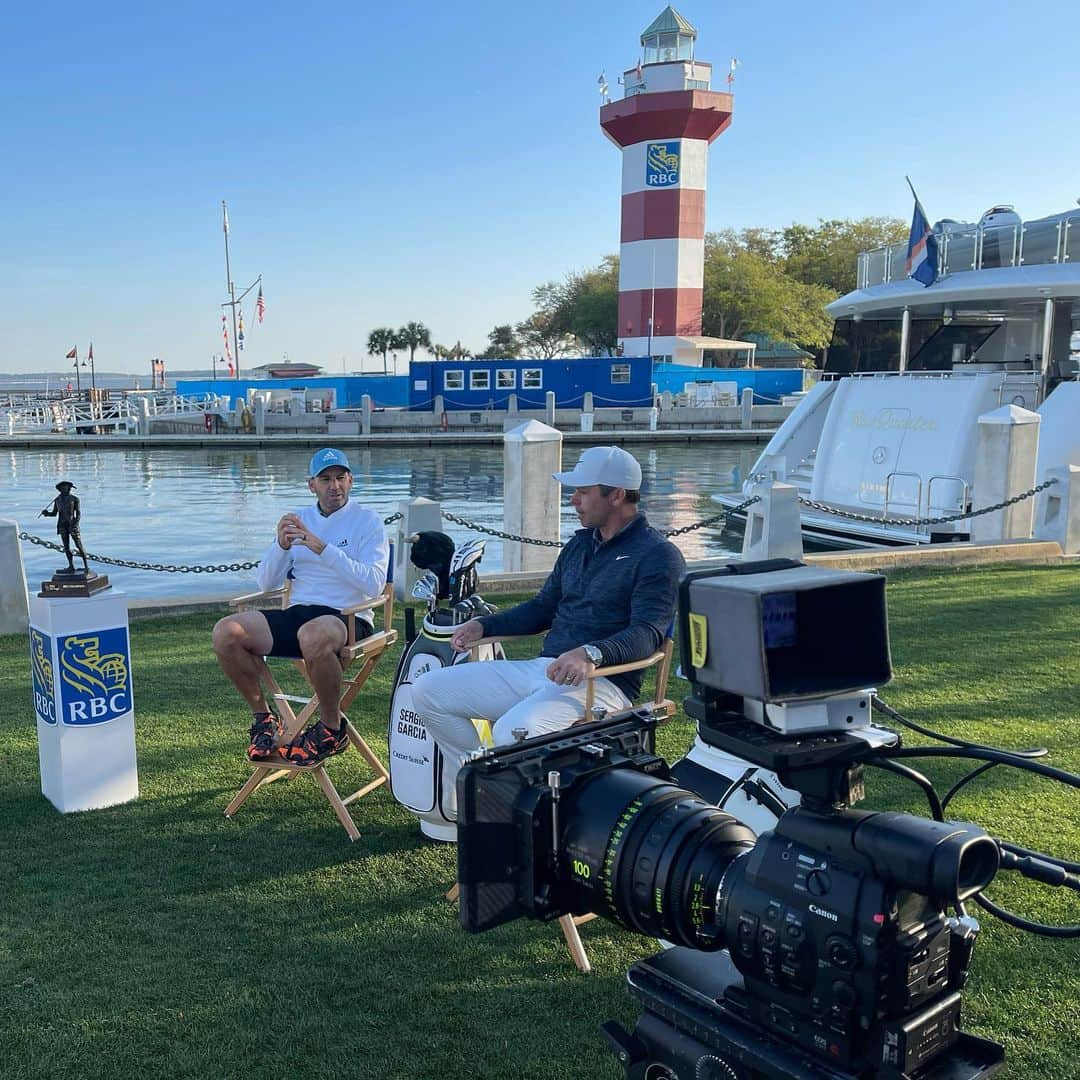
[719,204,1080,546]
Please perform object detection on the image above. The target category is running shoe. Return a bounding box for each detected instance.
[283,720,349,766]
[247,711,284,761]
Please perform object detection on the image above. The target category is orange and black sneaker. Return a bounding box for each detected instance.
[247,711,284,761]
[283,720,349,766]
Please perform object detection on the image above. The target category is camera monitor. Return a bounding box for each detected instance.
[680,563,892,702]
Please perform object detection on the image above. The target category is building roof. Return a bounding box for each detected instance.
[742,332,813,360]
[251,362,324,376]
[641,5,697,42]
[679,335,757,351]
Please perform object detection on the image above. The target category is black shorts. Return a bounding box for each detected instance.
[260,604,373,658]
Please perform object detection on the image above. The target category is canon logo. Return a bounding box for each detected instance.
[809,904,839,923]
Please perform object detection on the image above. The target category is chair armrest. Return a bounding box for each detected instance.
[230,587,287,610]
[588,650,666,681]
[468,634,540,661]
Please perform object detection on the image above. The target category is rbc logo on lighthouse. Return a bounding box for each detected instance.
[58,628,131,726]
[646,141,681,187]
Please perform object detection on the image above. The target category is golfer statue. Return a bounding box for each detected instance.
[41,481,90,575]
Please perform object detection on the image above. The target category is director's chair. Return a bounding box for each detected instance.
[446,630,675,972]
[223,555,398,841]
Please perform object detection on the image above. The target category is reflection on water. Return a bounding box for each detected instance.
[2,443,758,599]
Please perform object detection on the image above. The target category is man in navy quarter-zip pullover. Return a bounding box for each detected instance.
[412,445,685,824]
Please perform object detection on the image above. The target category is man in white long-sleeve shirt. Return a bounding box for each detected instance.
[212,448,389,765]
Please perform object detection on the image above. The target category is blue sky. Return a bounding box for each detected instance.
[2,1,1077,376]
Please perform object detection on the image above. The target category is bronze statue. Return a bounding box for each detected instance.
[41,481,89,575]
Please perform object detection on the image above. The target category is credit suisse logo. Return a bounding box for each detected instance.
[58,627,132,726]
[646,141,681,187]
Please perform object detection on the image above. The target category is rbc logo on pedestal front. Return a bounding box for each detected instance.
[30,627,57,725]
[646,141,681,187]
[59,627,131,726]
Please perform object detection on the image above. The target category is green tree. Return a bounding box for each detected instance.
[781,217,907,295]
[476,324,520,359]
[515,310,576,358]
[701,231,834,351]
[366,327,396,375]
[397,321,432,363]
[531,256,620,356]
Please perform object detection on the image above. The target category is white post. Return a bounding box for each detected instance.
[0,519,29,634]
[740,387,753,430]
[393,497,444,600]
[971,405,1041,543]
[253,394,267,436]
[741,482,804,562]
[28,590,138,812]
[361,394,373,436]
[545,391,556,427]
[898,307,911,373]
[1033,464,1080,555]
[503,420,562,573]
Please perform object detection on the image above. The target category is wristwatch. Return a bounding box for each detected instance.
[582,644,604,666]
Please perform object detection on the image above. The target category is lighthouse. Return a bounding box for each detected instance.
[601,7,733,365]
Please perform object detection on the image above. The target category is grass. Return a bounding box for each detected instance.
[0,564,1077,1079]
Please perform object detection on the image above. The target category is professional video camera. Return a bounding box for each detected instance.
[453,560,1080,1079]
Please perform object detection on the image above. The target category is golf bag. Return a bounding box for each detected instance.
[387,533,503,841]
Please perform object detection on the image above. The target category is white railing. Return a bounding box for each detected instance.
[857,211,1080,288]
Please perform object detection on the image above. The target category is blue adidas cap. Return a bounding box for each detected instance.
[309,447,352,477]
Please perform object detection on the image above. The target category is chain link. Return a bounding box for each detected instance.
[797,478,1057,528]
[18,510,406,574]
[441,496,761,546]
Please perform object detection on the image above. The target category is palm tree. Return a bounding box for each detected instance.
[397,321,432,364]
[367,327,396,375]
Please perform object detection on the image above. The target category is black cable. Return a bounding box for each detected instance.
[879,745,1080,789]
[875,697,1048,760]
[868,759,945,821]
[1000,840,1080,875]
[972,891,1080,938]
[941,761,998,813]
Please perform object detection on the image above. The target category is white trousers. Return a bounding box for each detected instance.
[410,657,631,822]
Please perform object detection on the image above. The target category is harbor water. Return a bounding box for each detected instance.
[3,442,759,599]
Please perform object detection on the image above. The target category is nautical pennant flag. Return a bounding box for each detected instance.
[904,180,939,287]
[256,286,265,323]
[65,347,77,359]
[228,359,234,377]
[635,59,643,81]
[88,343,94,362]
[238,307,245,351]
[221,312,231,361]
[727,58,740,89]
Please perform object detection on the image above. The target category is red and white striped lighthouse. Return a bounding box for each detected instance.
[601,7,733,363]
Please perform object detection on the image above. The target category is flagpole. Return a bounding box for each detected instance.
[223,201,240,380]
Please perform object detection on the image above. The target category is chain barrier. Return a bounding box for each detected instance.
[440,496,761,547]
[17,511,407,575]
[797,478,1056,528]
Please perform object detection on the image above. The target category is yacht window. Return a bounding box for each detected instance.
[909,324,1001,370]
[825,319,941,374]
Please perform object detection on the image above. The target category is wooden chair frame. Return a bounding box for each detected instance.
[223,582,398,841]
[447,631,676,972]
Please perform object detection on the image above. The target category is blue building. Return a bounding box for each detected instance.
[174,374,407,409]
[408,356,654,411]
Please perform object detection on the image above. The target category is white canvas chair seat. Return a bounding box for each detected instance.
[223,575,397,842]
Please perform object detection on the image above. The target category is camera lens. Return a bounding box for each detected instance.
[558,768,756,948]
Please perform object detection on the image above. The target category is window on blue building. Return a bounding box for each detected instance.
[496,369,516,389]
[470,370,491,390]
[522,368,542,389]
[444,370,464,390]
[611,363,630,384]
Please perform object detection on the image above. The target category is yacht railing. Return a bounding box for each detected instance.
[857,211,1080,288]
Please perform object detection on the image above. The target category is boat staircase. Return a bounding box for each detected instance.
[784,449,817,499]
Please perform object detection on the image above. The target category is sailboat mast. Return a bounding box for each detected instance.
[222,201,240,379]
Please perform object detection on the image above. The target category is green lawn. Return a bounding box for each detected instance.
[1,564,1077,1079]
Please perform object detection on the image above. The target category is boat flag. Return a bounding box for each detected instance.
[904,178,939,287]
[88,343,94,362]
[256,285,265,323]
[65,347,77,359]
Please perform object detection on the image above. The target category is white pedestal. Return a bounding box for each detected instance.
[28,590,138,813]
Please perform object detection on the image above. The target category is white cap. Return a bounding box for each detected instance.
[553,446,642,490]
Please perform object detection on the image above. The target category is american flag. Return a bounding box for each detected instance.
[256,286,265,323]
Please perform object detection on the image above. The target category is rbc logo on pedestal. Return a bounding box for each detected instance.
[30,627,57,725]
[59,627,131,726]
[646,141,681,187]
